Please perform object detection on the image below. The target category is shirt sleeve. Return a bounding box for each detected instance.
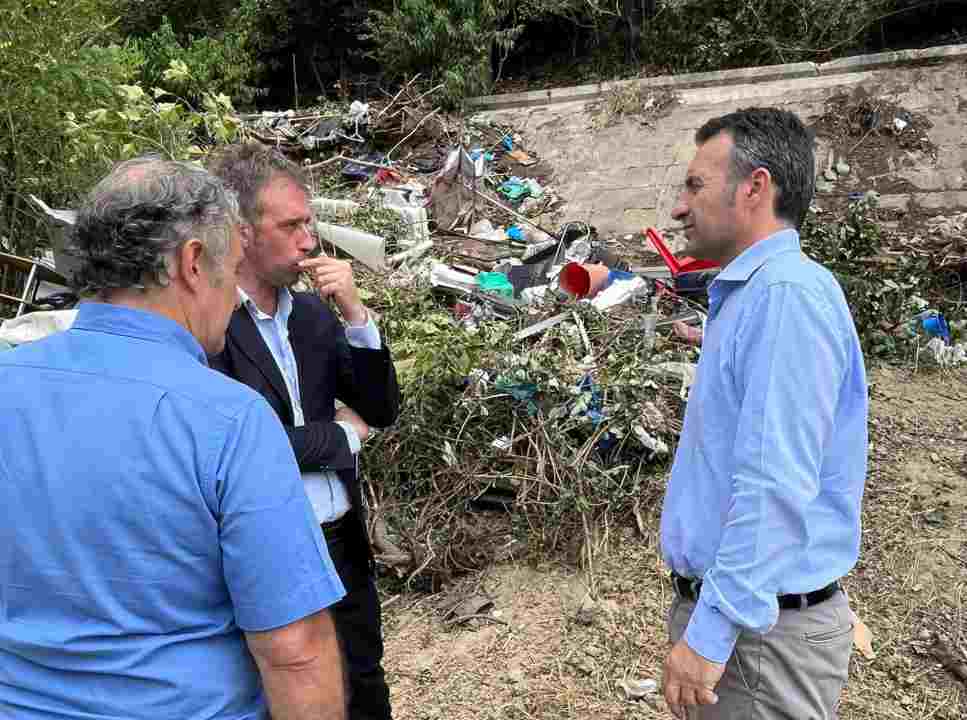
[344,312,381,350]
[215,397,346,631]
[684,282,848,663]
[334,419,362,454]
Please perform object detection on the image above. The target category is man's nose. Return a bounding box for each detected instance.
[297,222,316,251]
[670,195,688,221]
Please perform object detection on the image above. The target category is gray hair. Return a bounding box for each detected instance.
[207,142,308,224]
[70,156,239,295]
[696,108,815,229]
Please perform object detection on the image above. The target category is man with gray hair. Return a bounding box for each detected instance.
[658,108,868,718]
[0,157,348,720]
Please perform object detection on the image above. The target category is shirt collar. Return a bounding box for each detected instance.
[237,286,293,324]
[71,301,207,364]
[714,228,801,283]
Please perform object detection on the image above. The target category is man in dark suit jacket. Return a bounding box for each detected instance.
[208,143,401,720]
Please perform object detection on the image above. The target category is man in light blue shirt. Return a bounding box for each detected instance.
[0,158,348,720]
[659,109,868,719]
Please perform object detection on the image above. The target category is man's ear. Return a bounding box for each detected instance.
[745,167,772,209]
[176,238,207,294]
[238,223,254,250]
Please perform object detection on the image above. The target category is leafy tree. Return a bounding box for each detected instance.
[0,1,239,258]
[0,0,137,254]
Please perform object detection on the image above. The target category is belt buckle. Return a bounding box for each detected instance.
[672,574,700,601]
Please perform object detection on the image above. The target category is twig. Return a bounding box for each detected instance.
[442,613,509,627]
[848,124,877,156]
[376,74,422,120]
[470,186,557,238]
[304,155,386,171]
[384,108,441,162]
[411,82,446,105]
[932,636,967,685]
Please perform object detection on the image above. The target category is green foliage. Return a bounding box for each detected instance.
[358,276,681,578]
[130,17,259,104]
[62,76,240,173]
[365,0,500,107]
[640,0,896,73]
[0,1,240,258]
[0,0,137,254]
[801,198,962,359]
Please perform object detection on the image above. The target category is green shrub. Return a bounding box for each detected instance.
[365,0,500,107]
[0,0,140,254]
[802,197,964,358]
[640,0,896,73]
[0,1,240,258]
[131,17,260,105]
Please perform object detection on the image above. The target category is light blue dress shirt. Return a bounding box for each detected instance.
[238,287,381,523]
[0,302,345,720]
[660,229,868,664]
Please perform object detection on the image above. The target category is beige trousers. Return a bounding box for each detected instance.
[667,590,853,719]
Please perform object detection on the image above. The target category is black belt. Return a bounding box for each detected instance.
[671,572,840,610]
[320,513,350,536]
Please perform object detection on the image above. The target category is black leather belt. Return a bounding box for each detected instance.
[320,513,350,536]
[671,572,840,610]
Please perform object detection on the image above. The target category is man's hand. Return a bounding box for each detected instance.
[662,639,726,719]
[335,406,370,443]
[672,320,703,346]
[298,256,368,325]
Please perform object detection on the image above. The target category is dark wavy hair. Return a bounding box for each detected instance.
[207,142,308,224]
[696,107,815,229]
[69,156,238,295]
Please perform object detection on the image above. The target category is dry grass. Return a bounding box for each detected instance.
[380,365,967,719]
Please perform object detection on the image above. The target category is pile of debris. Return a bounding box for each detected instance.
[10,81,712,584]
[811,92,937,197]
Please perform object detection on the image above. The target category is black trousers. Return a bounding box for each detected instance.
[322,516,392,720]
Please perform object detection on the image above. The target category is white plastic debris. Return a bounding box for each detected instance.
[430,262,478,293]
[314,222,386,271]
[632,425,669,456]
[387,240,434,267]
[921,338,967,367]
[619,678,658,701]
[589,275,647,311]
[348,101,370,124]
[521,285,550,304]
[893,117,909,133]
[491,436,512,452]
[564,239,592,264]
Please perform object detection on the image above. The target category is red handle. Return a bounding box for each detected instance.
[644,227,718,275]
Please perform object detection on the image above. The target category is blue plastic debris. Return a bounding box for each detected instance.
[506,225,524,242]
[910,310,951,343]
[576,375,617,452]
[502,135,514,151]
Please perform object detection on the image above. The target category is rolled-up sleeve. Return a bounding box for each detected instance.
[684,282,848,663]
[215,397,345,631]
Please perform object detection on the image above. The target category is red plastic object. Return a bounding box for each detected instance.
[559,262,611,298]
[645,227,718,276]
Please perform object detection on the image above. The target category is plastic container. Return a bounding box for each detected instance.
[559,262,611,298]
[314,222,386,271]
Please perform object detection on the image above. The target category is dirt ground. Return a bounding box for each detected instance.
[379,364,967,719]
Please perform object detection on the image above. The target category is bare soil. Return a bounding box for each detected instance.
[379,364,967,719]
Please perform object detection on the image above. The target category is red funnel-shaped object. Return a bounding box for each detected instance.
[645,227,718,276]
